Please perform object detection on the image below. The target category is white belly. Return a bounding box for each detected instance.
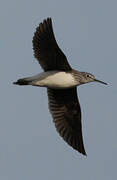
[30,71,77,89]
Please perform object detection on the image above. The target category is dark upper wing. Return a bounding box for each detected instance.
[32,18,72,71]
[47,87,86,155]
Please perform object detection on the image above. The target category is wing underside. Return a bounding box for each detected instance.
[32,18,72,71]
[47,87,86,155]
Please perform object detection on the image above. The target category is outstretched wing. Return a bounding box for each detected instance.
[47,87,86,155]
[32,18,72,71]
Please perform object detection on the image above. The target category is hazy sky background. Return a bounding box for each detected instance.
[0,0,116,179]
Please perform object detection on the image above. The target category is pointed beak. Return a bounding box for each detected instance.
[94,79,108,85]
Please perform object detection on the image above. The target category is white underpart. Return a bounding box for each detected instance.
[26,71,77,89]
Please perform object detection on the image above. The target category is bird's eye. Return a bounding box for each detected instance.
[86,74,90,78]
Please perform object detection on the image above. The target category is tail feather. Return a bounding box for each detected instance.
[13,78,30,85]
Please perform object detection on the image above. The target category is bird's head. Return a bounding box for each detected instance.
[81,72,107,85]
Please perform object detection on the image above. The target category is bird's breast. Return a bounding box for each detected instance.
[33,71,77,89]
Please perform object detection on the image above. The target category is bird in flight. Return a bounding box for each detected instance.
[14,18,107,156]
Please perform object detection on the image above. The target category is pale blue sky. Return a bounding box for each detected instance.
[0,0,117,179]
